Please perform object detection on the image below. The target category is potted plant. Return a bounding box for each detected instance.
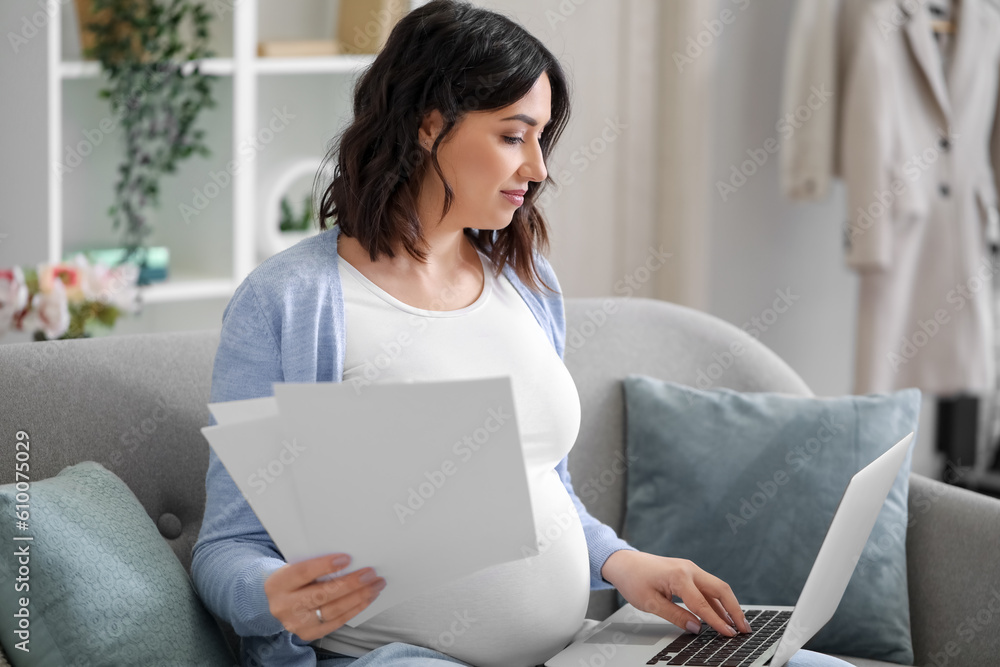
[77,0,217,271]
[259,159,324,259]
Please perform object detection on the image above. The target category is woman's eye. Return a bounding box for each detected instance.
[503,136,524,145]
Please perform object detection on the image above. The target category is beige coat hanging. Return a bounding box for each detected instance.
[840,0,1000,396]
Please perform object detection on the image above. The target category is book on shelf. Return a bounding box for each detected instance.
[337,0,409,55]
[257,40,341,58]
[258,1,409,58]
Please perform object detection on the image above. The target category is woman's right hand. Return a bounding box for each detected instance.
[264,553,387,641]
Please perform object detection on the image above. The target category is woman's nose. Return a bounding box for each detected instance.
[522,144,547,183]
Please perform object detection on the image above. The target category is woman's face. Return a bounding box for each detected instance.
[418,72,552,231]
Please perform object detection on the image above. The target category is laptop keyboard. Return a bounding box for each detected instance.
[645,609,792,666]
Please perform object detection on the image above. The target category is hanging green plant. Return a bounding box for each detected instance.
[81,0,217,268]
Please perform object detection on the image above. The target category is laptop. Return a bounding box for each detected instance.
[545,431,915,667]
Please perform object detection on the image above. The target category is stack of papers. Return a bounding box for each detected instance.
[201,376,538,627]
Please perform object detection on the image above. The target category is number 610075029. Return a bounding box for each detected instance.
[14,430,30,484]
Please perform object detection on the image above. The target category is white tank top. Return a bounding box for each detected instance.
[312,247,591,667]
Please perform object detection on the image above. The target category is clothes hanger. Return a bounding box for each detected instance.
[929,0,956,33]
[931,19,956,33]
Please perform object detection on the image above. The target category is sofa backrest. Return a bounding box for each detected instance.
[0,296,811,623]
[0,329,219,574]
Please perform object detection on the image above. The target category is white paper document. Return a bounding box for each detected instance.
[201,375,538,627]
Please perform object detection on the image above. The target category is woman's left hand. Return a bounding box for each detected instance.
[601,550,753,637]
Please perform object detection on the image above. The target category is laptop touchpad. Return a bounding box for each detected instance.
[584,623,665,645]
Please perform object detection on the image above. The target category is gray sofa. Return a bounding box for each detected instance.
[1,296,998,667]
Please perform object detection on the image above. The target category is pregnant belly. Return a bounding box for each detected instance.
[325,472,591,667]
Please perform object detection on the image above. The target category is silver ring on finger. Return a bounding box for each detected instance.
[316,608,325,624]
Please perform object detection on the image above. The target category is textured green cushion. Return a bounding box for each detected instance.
[619,376,919,665]
[0,461,233,666]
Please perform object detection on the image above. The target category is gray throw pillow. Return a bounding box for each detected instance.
[0,461,234,667]
[619,376,919,665]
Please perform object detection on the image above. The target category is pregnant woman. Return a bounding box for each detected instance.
[191,2,854,666]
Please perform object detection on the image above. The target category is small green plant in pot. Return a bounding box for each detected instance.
[279,194,315,233]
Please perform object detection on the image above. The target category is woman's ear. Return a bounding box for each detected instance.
[419,109,444,150]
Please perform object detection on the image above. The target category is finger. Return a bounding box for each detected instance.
[285,572,377,637]
[718,596,752,634]
[697,574,752,633]
[298,582,384,642]
[708,598,735,628]
[677,582,737,637]
[634,590,705,636]
[319,579,385,629]
[300,567,383,613]
[300,598,369,642]
[269,553,352,592]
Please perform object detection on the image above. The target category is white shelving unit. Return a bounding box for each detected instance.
[59,58,237,79]
[40,2,379,306]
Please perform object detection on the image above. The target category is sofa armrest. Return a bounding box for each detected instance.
[906,473,1000,667]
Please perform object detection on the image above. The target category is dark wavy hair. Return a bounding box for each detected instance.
[315,0,571,295]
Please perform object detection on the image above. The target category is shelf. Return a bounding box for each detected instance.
[254,54,375,75]
[60,58,236,79]
[59,55,373,79]
[31,0,377,334]
[139,277,236,304]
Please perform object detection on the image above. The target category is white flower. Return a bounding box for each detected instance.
[24,278,70,340]
[104,263,141,314]
[61,254,140,312]
[70,253,105,302]
[37,258,85,304]
[0,267,28,337]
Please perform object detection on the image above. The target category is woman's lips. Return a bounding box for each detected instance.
[501,191,525,206]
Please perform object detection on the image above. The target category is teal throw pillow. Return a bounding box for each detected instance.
[0,461,234,667]
[619,376,919,664]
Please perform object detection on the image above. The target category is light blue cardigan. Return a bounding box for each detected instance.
[191,224,638,665]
